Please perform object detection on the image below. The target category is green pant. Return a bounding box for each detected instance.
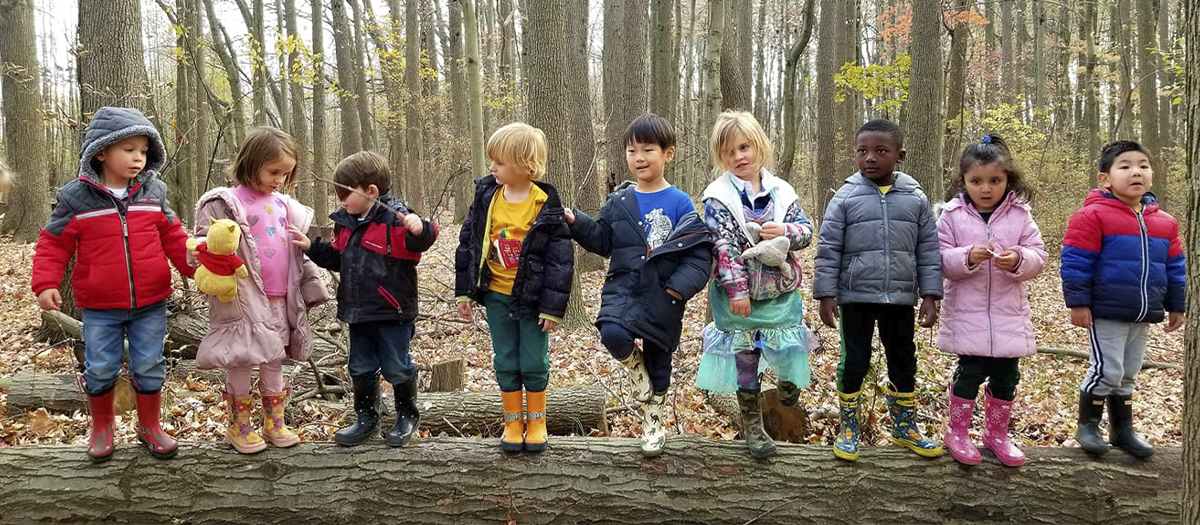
[952,355,1021,401]
[484,291,550,392]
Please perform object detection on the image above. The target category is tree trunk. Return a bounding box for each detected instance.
[602,0,649,187]
[718,1,750,111]
[311,0,330,225]
[1082,0,1100,190]
[203,0,247,149]
[700,0,725,158]
[1136,0,1162,203]
[0,438,1184,524]
[566,0,604,272]
[777,0,816,183]
[751,0,767,125]
[172,0,196,227]
[405,0,426,211]
[1156,0,1173,150]
[497,0,516,123]
[0,0,50,242]
[250,0,268,124]
[189,0,209,225]
[649,0,676,119]
[943,0,970,181]
[1001,0,1014,98]
[348,0,377,152]
[422,0,441,97]
[285,0,311,209]
[814,0,841,219]
[1115,0,1135,138]
[906,0,944,199]
[77,0,156,116]
[459,0,488,192]
[1032,0,1045,109]
[447,0,471,223]
[1182,1,1200,521]
[331,0,364,158]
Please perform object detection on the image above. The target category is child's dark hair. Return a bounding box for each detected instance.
[623,114,676,150]
[951,134,1036,203]
[333,151,391,200]
[1098,140,1151,173]
[230,127,300,188]
[856,119,904,148]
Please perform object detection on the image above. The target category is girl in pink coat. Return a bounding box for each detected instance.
[937,135,1047,467]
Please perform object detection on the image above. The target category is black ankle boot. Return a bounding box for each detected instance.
[385,375,420,447]
[334,377,380,447]
[1075,391,1109,455]
[1107,394,1155,458]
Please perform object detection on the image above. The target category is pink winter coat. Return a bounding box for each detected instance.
[193,187,330,369]
[937,192,1047,358]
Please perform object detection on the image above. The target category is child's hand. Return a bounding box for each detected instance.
[563,208,575,225]
[729,298,751,317]
[287,224,311,251]
[403,212,424,236]
[917,297,939,327]
[759,221,786,240]
[994,249,1021,271]
[1069,306,1093,328]
[1165,311,1184,333]
[540,318,558,332]
[457,301,473,320]
[819,298,838,328]
[968,244,994,266]
[37,289,62,311]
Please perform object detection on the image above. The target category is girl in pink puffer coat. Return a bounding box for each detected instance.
[937,135,1047,467]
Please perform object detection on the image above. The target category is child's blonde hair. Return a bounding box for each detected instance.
[486,122,547,181]
[0,158,11,196]
[709,110,773,175]
[229,127,300,189]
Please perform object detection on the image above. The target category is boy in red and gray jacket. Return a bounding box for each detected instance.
[32,107,194,462]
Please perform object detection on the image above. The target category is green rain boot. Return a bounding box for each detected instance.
[737,389,777,459]
[885,383,944,458]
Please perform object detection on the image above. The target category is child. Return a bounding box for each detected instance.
[938,135,1047,467]
[696,111,814,460]
[32,106,194,462]
[565,115,713,456]
[1061,140,1186,458]
[455,122,573,453]
[194,127,330,454]
[813,118,944,461]
[294,151,437,448]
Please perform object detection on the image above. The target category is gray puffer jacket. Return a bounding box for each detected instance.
[813,171,942,305]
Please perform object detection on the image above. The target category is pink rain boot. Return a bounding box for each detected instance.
[945,387,981,466]
[982,388,1025,467]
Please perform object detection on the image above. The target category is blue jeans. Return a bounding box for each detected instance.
[81,300,168,395]
[348,320,417,385]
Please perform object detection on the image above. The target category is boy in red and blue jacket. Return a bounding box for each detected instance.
[1061,140,1186,459]
[292,151,437,448]
[32,107,195,462]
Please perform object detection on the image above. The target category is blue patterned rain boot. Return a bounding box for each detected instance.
[885,383,944,458]
[834,389,861,461]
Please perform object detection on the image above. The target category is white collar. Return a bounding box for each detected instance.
[729,169,775,200]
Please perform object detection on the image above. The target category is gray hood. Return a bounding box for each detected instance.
[78,106,166,185]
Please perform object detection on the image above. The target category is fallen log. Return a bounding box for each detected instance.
[0,437,1180,525]
[1036,346,1182,370]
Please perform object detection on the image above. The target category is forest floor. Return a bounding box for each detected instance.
[0,219,1185,450]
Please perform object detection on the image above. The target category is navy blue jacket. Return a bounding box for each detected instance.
[306,193,437,324]
[570,183,713,350]
[455,176,574,320]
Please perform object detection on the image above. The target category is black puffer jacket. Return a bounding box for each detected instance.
[570,183,712,350]
[455,176,574,320]
[306,192,437,324]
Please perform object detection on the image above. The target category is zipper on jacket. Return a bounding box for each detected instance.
[112,194,137,309]
[1135,210,1150,322]
[879,187,891,302]
[985,220,994,357]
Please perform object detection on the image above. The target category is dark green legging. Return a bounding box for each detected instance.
[483,290,550,392]
[952,355,1021,401]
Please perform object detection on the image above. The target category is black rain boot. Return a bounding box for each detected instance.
[1075,391,1109,455]
[1107,394,1155,458]
[334,377,380,447]
[737,389,777,459]
[385,375,421,447]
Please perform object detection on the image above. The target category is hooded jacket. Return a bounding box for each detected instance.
[32,106,194,309]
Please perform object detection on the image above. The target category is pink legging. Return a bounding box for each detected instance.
[225,362,285,395]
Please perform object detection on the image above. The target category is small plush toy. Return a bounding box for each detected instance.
[187,218,248,303]
[740,221,791,267]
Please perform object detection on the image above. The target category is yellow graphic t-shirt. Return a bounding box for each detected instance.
[486,184,548,295]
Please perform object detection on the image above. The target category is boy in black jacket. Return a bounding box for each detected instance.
[566,115,713,456]
[291,151,438,447]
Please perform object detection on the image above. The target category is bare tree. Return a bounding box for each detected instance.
[405,0,426,210]
[814,0,841,218]
[459,0,488,188]
[77,0,157,115]
[331,0,364,157]
[906,0,945,199]
[312,0,330,224]
[777,0,817,183]
[447,0,472,222]
[1183,1,1200,518]
[0,0,49,241]
[1136,0,1163,202]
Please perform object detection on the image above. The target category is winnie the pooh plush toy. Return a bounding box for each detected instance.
[187,218,248,303]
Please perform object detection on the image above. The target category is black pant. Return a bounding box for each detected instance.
[598,322,672,393]
[952,355,1020,401]
[836,303,918,393]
